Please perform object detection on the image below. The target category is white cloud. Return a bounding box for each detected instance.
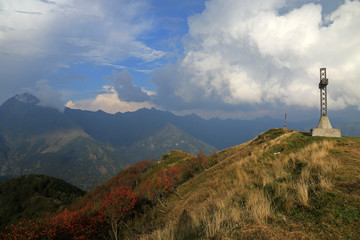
[23,79,65,111]
[0,0,165,103]
[152,0,360,113]
[0,0,164,63]
[65,86,155,113]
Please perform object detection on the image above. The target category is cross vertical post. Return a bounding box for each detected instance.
[319,68,328,117]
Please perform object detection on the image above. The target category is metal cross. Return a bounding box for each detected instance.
[319,68,328,117]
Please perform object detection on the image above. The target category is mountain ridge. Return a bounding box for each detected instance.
[64,106,284,150]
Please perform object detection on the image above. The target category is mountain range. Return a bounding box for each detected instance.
[0,93,214,190]
[1,93,359,190]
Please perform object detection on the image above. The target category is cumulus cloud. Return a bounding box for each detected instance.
[113,70,151,102]
[65,86,155,113]
[151,0,360,113]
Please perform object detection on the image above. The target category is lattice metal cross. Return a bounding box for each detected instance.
[319,68,328,117]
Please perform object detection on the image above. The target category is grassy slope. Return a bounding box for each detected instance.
[131,129,360,239]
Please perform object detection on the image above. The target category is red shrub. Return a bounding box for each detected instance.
[140,166,182,202]
[98,185,137,240]
[0,207,106,239]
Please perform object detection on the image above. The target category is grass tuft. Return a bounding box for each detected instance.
[246,189,272,224]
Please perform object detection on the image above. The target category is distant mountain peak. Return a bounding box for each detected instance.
[14,93,40,105]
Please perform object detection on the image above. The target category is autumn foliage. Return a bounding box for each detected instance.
[0,208,105,240]
[98,185,137,240]
[140,151,210,204]
[140,166,182,202]
[182,150,209,179]
[0,152,212,239]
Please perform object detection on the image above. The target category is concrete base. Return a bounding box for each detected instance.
[311,116,341,137]
[316,116,333,129]
[311,128,341,137]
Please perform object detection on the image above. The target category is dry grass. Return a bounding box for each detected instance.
[194,202,241,239]
[245,189,272,224]
[139,227,173,240]
[296,181,309,206]
[318,175,333,190]
[136,131,342,240]
[235,163,250,189]
[272,157,288,179]
[139,196,243,240]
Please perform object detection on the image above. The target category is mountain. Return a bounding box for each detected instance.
[64,107,217,160]
[64,107,284,151]
[0,93,216,190]
[66,107,359,151]
[0,93,76,137]
[2,128,359,239]
[0,93,127,190]
[120,123,214,162]
[0,174,85,228]
[64,107,178,148]
[0,136,9,167]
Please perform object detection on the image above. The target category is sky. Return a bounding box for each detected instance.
[1,0,360,121]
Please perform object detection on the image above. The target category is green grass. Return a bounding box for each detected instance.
[287,190,360,239]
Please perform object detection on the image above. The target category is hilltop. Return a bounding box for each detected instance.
[131,129,360,239]
[1,128,359,239]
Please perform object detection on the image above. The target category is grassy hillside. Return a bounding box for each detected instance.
[135,129,360,239]
[78,128,360,239]
[1,128,359,239]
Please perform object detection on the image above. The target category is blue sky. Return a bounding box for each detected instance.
[1,0,359,121]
